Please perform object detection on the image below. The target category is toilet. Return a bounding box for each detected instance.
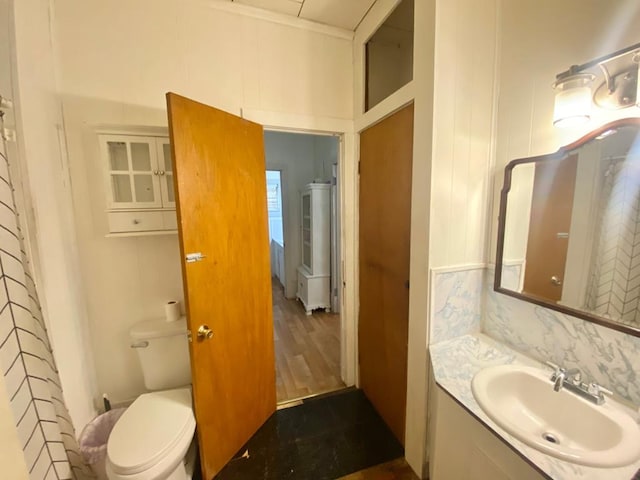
[105,317,196,480]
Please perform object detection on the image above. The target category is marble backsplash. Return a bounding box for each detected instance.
[430,266,484,344]
[430,265,640,406]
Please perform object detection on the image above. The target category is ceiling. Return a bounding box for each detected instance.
[229,0,377,31]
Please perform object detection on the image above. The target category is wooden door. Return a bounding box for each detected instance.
[523,154,578,301]
[358,103,413,444]
[166,93,276,479]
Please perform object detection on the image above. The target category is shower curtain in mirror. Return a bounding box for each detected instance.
[585,153,640,328]
[0,110,93,478]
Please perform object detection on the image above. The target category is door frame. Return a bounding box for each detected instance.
[242,108,358,388]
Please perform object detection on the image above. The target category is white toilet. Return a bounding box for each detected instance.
[105,317,196,480]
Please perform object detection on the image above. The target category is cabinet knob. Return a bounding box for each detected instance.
[132,219,140,225]
[159,170,166,176]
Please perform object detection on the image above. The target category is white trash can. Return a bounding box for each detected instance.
[78,408,126,480]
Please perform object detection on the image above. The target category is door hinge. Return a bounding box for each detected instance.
[358,161,361,175]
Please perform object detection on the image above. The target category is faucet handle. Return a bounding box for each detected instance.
[587,383,613,397]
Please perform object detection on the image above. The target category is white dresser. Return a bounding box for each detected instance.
[297,183,331,314]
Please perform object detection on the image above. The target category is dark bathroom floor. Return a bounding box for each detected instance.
[194,388,404,480]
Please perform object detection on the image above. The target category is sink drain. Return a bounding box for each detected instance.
[542,432,560,444]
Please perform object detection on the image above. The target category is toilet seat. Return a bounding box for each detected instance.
[107,388,195,478]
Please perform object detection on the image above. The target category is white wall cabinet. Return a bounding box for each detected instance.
[99,134,177,235]
[297,183,331,314]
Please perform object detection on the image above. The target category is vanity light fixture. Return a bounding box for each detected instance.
[553,42,640,128]
[553,73,595,127]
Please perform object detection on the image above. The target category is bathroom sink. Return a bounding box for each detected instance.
[471,364,640,467]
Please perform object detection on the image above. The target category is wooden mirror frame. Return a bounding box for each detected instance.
[494,117,640,338]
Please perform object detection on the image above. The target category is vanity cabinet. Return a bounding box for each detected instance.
[430,385,545,480]
[297,183,331,314]
[99,134,177,235]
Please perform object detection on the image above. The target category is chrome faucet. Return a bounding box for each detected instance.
[550,366,581,392]
[545,362,613,405]
[552,369,564,391]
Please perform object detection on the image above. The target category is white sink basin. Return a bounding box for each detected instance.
[471,364,640,467]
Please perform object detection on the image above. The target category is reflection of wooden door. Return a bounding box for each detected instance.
[167,93,276,479]
[523,154,578,301]
[358,103,413,444]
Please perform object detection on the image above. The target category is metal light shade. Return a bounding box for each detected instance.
[553,73,595,128]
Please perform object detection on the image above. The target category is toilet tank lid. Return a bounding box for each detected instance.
[130,316,187,340]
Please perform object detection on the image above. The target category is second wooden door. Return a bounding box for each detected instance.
[523,154,578,301]
[358,103,414,444]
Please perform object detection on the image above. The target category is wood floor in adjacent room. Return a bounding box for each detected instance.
[272,280,345,403]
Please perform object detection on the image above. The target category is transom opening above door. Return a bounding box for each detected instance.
[365,0,414,112]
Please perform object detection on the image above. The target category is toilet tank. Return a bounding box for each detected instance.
[130,317,191,390]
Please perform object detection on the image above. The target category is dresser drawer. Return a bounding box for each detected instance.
[162,210,178,230]
[107,211,165,233]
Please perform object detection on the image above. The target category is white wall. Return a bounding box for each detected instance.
[312,135,339,183]
[429,0,498,269]
[54,0,354,404]
[490,0,640,263]
[8,0,97,432]
[264,131,336,298]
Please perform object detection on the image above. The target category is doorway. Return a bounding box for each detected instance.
[263,131,346,404]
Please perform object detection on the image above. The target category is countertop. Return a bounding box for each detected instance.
[430,333,640,480]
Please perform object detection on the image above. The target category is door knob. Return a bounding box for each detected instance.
[550,276,562,286]
[197,325,214,340]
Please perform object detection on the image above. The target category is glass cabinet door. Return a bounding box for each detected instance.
[101,135,162,209]
[157,138,176,208]
[302,192,312,271]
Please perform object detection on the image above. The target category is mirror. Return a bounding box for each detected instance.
[495,118,640,337]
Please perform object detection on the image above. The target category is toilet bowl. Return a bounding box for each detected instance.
[106,388,196,480]
[105,317,195,480]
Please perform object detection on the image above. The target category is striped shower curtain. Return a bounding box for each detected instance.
[0,107,93,478]
[584,154,640,328]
